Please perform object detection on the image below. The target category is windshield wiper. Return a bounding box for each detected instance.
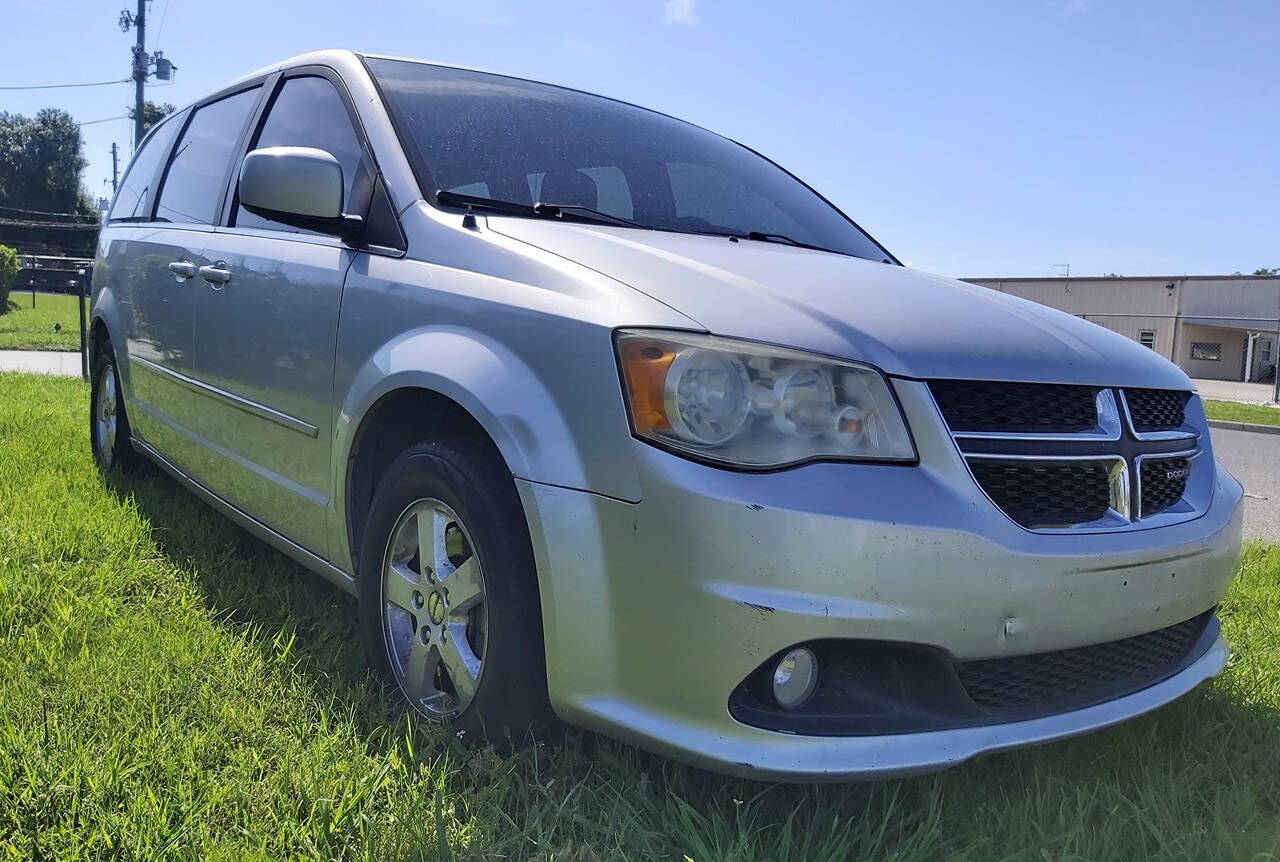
[738,231,841,256]
[435,190,644,229]
[533,202,644,228]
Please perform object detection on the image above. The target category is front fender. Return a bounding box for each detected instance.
[332,322,644,571]
[88,281,131,395]
[335,323,595,482]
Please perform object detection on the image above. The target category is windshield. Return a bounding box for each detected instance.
[366,57,895,262]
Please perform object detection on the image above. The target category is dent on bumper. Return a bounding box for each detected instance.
[515,380,1244,780]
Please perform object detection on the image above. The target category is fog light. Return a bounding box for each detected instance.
[772,647,818,710]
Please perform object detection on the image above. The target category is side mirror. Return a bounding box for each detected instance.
[239,146,363,242]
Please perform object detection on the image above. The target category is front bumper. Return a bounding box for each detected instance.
[518,379,1244,781]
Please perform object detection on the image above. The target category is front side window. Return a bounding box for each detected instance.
[368,58,893,262]
[154,87,260,225]
[1190,341,1222,361]
[234,76,365,233]
[107,113,182,222]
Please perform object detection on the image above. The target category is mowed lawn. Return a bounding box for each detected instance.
[1205,399,1280,428]
[2,373,1280,860]
[0,293,84,351]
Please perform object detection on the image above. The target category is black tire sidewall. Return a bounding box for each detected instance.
[357,440,554,746]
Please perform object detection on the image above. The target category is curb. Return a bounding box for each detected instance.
[1208,419,1280,436]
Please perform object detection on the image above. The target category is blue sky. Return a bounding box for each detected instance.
[2,0,1275,277]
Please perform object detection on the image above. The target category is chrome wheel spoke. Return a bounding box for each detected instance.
[402,640,439,703]
[384,563,420,613]
[96,365,119,459]
[382,497,489,720]
[442,556,483,613]
[440,628,480,704]
[415,507,446,582]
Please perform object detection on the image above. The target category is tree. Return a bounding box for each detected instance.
[0,244,18,310]
[1253,267,1279,276]
[0,108,96,216]
[128,101,175,138]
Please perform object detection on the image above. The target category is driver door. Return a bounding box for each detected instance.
[187,71,369,558]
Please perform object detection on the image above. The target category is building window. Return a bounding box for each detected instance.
[1190,341,1222,362]
[1138,330,1156,350]
[1262,339,1273,363]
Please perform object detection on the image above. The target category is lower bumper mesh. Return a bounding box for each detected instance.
[955,611,1213,712]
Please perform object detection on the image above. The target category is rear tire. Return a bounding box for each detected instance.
[90,338,137,474]
[357,437,558,749]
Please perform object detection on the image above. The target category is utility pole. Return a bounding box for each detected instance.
[131,0,146,148]
[120,5,177,149]
[109,143,120,193]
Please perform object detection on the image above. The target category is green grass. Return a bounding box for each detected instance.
[1205,398,1280,427]
[0,292,83,351]
[2,372,1279,859]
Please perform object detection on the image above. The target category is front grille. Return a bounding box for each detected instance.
[930,380,1099,434]
[1141,456,1190,517]
[1125,388,1190,432]
[969,459,1113,528]
[931,379,1202,531]
[955,611,1212,712]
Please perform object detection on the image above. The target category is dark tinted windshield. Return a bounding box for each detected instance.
[367,58,893,262]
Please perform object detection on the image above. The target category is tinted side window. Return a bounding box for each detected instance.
[107,114,182,222]
[154,87,260,225]
[234,76,364,233]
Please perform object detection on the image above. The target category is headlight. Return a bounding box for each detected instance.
[616,330,915,468]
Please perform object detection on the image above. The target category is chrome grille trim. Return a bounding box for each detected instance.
[964,453,1130,529]
[1118,389,1198,442]
[928,381,1205,533]
[1135,449,1201,520]
[950,390,1122,442]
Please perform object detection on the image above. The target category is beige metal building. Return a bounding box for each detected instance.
[963,275,1280,383]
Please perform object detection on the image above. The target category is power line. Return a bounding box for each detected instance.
[153,0,172,50]
[78,115,129,127]
[0,78,130,91]
[0,205,98,220]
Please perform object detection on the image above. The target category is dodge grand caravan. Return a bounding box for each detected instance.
[90,50,1244,781]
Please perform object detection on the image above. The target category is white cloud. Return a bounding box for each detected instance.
[662,0,699,25]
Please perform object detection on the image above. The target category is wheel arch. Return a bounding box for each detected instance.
[88,286,127,389]
[342,384,517,573]
[332,324,631,574]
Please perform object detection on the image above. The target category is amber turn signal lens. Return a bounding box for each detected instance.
[618,339,675,434]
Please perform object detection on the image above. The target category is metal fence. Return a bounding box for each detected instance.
[13,254,91,380]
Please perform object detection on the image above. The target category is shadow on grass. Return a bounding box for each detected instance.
[109,462,397,739]
[105,459,1280,856]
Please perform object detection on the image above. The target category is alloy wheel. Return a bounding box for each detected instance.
[381,498,488,719]
[95,363,118,467]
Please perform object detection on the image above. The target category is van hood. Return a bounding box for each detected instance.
[488,218,1191,389]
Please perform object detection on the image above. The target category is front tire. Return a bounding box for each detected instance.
[90,339,137,474]
[358,438,557,748]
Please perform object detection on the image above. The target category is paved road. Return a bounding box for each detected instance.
[1210,426,1280,543]
[1195,378,1276,405]
[0,350,82,376]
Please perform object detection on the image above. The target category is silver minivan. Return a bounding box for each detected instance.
[91,50,1244,781]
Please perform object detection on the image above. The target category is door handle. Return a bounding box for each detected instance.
[198,262,232,286]
[168,260,197,281]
